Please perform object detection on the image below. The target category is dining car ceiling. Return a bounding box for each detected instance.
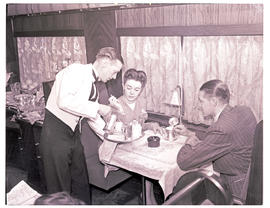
[7,3,166,16]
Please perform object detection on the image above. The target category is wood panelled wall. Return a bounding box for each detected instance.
[116,4,263,28]
[12,4,263,34]
[13,13,84,36]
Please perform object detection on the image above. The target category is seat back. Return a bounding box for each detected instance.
[245,120,263,205]
[42,80,54,104]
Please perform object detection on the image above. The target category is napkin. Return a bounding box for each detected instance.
[98,139,119,177]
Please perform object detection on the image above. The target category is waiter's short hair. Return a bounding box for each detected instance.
[199,79,230,103]
[96,47,123,64]
[123,68,147,89]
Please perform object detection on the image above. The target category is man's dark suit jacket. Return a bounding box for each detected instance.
[177,105,257,201]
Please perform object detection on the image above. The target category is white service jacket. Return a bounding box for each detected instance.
[46,63,105,134]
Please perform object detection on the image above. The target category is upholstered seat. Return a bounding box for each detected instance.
[80,118,132,191]
[42,80,54,104]
[245,120,263,205]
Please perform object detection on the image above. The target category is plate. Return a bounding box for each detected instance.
[104,132,145,143]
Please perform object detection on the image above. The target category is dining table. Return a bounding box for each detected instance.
[103,130,190,204]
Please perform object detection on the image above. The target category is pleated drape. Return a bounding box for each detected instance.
[120,36,263,124]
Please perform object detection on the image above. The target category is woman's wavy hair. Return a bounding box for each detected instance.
[123,68,147,89]
[199,79,230,104]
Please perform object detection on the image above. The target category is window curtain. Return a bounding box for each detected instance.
[17,37,87,90]
[120,36,263,124]
[121,36,182,117]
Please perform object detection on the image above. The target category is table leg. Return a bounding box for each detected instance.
[142,176,146,205]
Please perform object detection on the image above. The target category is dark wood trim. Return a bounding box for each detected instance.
[117,24,263,36]
[146,110,209,131]
[146,111,171,126]
[14,30,84,37]
[7,4,182,17]
[13,23,263,37]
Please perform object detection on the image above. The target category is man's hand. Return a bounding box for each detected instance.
[173,124,192,137]
[98,104,112,117]
[185,135,201,147]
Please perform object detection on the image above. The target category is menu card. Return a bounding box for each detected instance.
[7,180,41,205]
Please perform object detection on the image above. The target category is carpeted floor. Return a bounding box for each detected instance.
[6,165,165,205]
[91,175,142,205]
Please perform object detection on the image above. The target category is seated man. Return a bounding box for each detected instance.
[174,79,257,203]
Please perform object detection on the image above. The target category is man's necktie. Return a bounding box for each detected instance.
[78,70,99,133]
[89,71,99,102]
[96,81,110,105]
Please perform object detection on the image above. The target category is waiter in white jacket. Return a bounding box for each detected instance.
[40,47,123,204]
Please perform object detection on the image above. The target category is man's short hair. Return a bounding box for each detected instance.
[199,79,230,103]
[34,191,86,205]
[96,47,123,64]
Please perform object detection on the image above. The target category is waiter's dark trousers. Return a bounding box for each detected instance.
[40,109,91,204]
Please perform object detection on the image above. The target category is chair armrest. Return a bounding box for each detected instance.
[163,170,233,205]
[163,176,204,205]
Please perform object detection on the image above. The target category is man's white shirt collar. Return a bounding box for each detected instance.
[214,104,227,122]
[92,65,99,80]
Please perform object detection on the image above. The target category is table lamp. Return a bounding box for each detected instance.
[166,85,183,124]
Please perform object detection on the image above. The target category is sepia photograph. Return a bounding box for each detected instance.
[4,1,263,206]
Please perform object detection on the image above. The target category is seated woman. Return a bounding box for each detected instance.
[109,68,164,135]
[109,68,163,204]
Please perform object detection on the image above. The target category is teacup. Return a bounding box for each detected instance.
[165,126,176,141]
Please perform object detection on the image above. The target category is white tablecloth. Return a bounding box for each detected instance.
[108,130,188,198]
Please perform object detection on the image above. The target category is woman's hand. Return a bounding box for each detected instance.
[109,96,125,115]
[151,122,167,136]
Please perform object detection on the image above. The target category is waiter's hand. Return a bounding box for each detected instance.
[98,104,112,117]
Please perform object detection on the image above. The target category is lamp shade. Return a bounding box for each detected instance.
[167,86,182,107]
[163,85,183,123]
[169,89,180,106]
